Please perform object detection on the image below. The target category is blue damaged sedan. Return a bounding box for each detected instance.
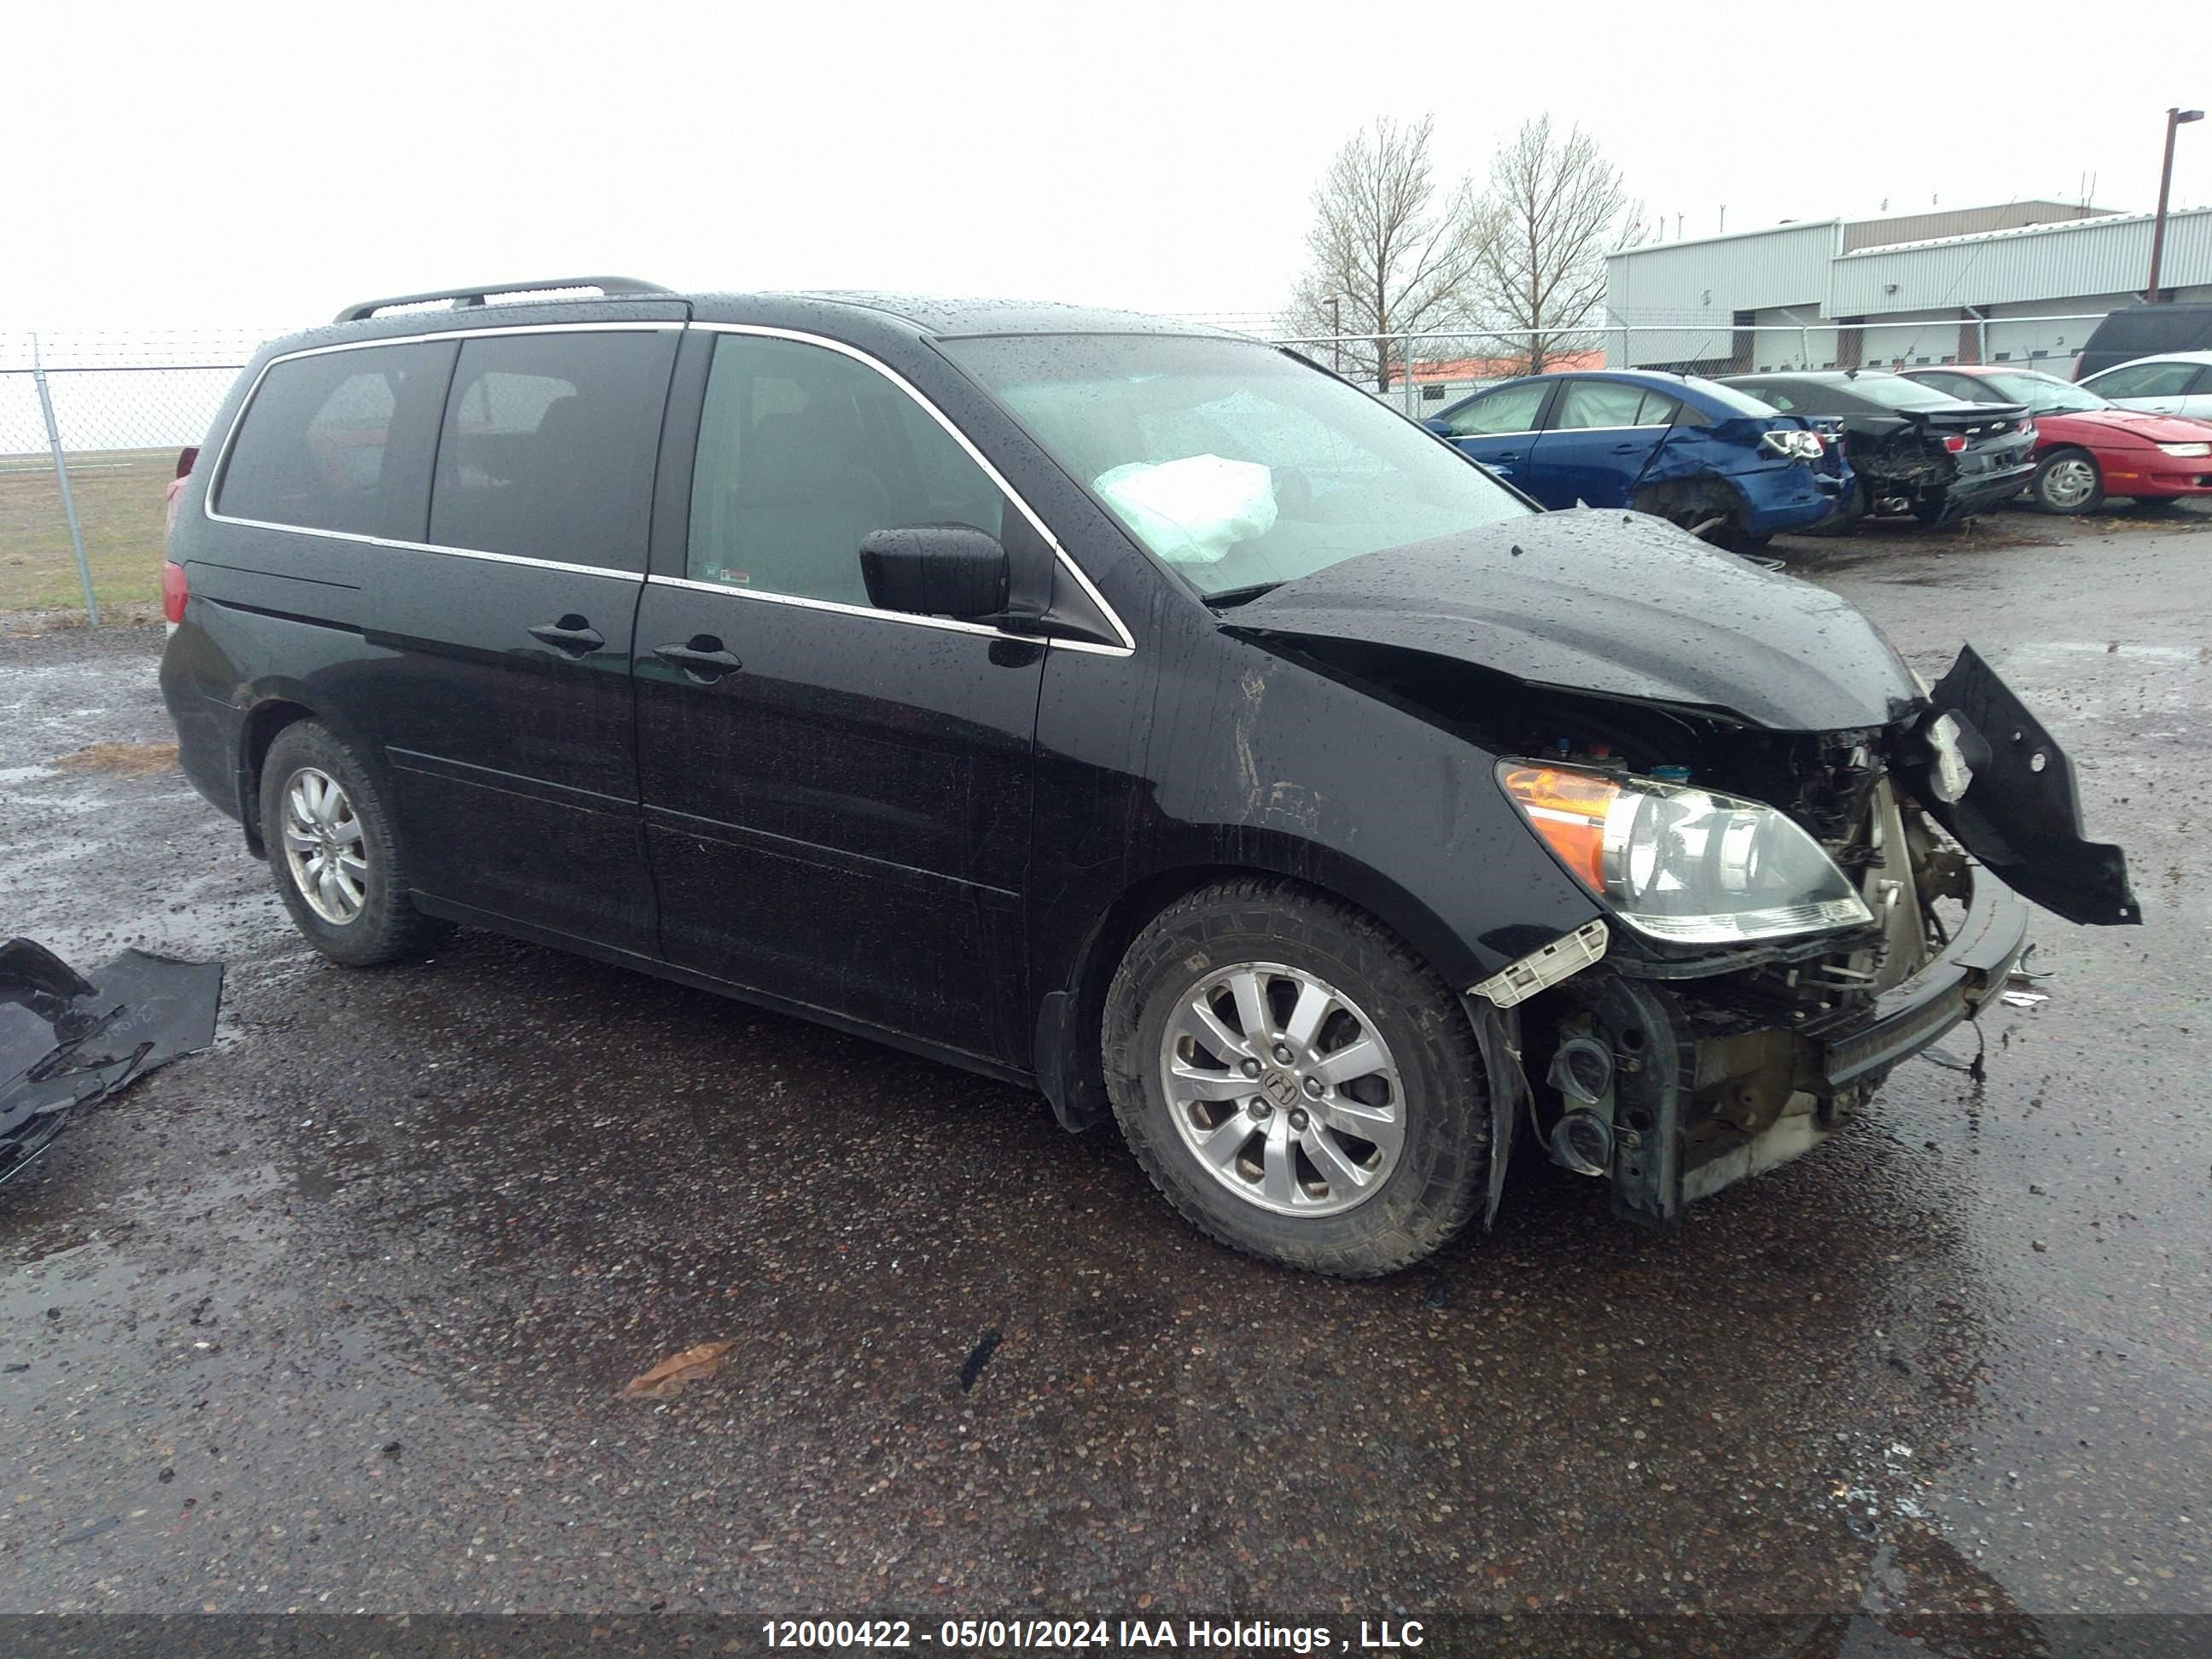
[1426,369,1848,546]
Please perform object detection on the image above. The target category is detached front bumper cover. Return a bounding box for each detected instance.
[1,940,224,1189]
[1912,644,2139,926]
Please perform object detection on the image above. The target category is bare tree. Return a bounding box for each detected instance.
[1280,117,1487,392]
[1471,115,1641,375]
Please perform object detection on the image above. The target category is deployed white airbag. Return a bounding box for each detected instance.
[1094,454,1277,566]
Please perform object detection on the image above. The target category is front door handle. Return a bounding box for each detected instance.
[654,636,743,683]
[1610,442,1642,454]
[528,615,604,657]
[1493,449,1522,463]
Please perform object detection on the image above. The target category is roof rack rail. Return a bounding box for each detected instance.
[333,276,672,323]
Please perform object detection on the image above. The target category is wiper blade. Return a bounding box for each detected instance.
[1205,582,1283,609]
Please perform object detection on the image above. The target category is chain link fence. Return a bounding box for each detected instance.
[1,331,253,623]
[0,310,2120,625]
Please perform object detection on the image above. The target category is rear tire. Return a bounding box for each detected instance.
[2031,447,2103,515]
[259,721,455,968]
[1102,878,1487,1278]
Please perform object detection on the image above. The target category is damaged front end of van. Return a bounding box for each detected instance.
[1225,510,2137,1226]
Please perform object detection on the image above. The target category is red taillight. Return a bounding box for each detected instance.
[161,560,188,624]
[1942,434,1968,453]
[175,445,199,480]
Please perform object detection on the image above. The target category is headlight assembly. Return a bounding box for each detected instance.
[1499,763,1872,945]
[2157,441,2211,458]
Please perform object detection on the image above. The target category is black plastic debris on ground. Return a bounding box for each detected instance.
[959,1329,1002,1393]
[0,939,224,1189]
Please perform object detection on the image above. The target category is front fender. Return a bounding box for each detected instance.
[1029,619,1604,1015]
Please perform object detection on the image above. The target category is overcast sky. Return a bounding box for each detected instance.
[5,0,2205,337]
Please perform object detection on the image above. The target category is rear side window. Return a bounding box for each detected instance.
[1911,372,1982,401]
[1681,375,1779,418]
[686,334,1006,606]
[429,330,677,570]
[1553,380,1648,429]
[215,341,450,538]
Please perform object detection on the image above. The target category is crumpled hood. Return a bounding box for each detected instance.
[1224,509,1923,732]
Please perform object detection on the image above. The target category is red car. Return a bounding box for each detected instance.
[1900,364,2212,515]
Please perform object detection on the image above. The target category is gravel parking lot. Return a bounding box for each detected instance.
[2,506,2208,1633]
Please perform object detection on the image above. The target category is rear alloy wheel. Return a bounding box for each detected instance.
[1103,878,1488,1277]
[259,720,454,967]
[280,766,369,924]
[2032,447,2103,515]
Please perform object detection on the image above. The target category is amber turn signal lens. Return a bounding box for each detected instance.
[1499,765,1619,893]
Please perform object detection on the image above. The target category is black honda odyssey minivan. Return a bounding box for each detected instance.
[161,278,2137,1277]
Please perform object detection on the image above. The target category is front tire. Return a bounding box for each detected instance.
[2032,447,2103,515]
[1102,879,1487,1278]
[259,721,454,967]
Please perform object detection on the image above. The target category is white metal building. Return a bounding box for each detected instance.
[1604,202,2212,375]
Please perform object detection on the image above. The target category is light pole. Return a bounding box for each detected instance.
[2148,105,2204,300]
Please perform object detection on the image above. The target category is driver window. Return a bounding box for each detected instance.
[1445,381,1547,437]
[2093,361,2197,399]
[688,335,1005,605]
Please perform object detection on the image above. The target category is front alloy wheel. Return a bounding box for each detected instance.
[1103,877,1489,1277]
[1160,962,1404,1216]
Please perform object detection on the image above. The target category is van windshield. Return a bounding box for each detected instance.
[944,334,1531,601]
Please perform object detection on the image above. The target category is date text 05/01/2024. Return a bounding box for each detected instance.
[760,1617,1428,1651]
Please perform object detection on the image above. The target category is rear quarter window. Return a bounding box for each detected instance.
[214,341,452,538]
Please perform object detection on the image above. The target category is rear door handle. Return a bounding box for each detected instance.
[654,636,743,683]
[528,615,604,657]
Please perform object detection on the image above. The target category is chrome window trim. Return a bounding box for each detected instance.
[1445,426,1541,441]
[199,317,1136,659]
[198,516,644,581]
[686,323,1136,657]
[643,573,1126,657]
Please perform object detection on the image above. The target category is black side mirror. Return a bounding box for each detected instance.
[859,525,1009,620]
